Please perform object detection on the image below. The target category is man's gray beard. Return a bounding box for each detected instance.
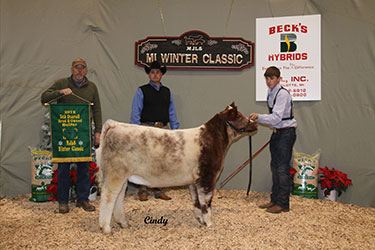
[75,75,83,81]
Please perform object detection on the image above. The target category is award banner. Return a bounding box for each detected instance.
[50,103,92,163]
[256,15,321,101]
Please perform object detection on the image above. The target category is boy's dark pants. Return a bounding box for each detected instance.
[269,128,296,210]
[58,162,90,204]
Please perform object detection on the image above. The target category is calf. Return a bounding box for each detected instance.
[96,102,257,234]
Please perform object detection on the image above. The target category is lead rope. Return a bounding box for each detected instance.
[219,140,270,189]
[246,135,253,196]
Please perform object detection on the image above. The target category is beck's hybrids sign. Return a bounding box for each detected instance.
[256,15,321,101]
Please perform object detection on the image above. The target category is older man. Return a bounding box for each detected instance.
[41,58,102,213]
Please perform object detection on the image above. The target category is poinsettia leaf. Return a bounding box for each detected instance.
[48,195,56,201]
[337,176,345,185]
[46,185,53,193]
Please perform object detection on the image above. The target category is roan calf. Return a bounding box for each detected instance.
[96,102,257,234]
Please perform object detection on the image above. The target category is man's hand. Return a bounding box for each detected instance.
[59,88,72,96]
[249,113,259,121]
[94,132,101,147]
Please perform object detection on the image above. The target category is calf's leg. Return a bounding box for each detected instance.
[113,180,128,228]
[196,185,214,227]
[99,174,127,234]
[189,184,203,224]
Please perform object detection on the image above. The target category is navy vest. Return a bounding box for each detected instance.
[140,84,170,124]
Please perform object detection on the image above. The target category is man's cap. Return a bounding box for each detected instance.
[72,58,87,68]
[144,61,167,75]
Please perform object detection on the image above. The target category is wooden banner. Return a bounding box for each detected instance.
[135,30,254,71]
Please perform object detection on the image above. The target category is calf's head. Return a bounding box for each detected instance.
[220,102,257,140]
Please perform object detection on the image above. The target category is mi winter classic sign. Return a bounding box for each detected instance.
[256,15,321,101]
[135,31,254,71]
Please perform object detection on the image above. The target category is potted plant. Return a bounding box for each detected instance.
[318,166,352,200]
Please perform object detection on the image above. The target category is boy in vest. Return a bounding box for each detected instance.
[249,66,297,213]
[130,61,180,201]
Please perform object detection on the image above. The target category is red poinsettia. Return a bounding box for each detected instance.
[290,167,297,178]
[46,162,98,201]
[319,166,352,197]
[89,162,99,185]
[289,167,297,187]
[70,169,77,183]
[46,169,59,201]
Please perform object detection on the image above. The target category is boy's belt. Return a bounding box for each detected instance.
[272,127,296,133]
[143,121,165,128]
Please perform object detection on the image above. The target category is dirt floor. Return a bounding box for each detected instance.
[1,188,374,250]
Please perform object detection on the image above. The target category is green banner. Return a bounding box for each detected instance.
[50,103,92,163]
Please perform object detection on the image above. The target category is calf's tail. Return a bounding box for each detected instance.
[96,119,117,188]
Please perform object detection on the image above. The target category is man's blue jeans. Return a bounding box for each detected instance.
[57,162,90,204]
[269,128,296,210]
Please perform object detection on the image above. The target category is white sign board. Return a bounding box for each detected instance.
[256,15,321,101]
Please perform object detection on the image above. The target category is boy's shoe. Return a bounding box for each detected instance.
[155,193,172,200]
[266,205,289,213]
[76,201,96,212]
[58,203,69,214]
[258,202,275,209]
[139,194,148,201]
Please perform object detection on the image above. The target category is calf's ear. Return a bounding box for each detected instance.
[227,106,238,120]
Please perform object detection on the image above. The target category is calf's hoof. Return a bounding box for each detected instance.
[116,220,129,228]
[101,226,112,234]
[204,221,213,227]
[195,216,204,225]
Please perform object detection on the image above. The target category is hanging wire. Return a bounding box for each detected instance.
[224,0,235,37]
[157,0,167,36]
[267,0,274,17]
[302,0,309,16]
[268,0,310,18]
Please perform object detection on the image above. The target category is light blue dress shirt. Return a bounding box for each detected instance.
[130,82,180,129]
[257,84,297,129]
